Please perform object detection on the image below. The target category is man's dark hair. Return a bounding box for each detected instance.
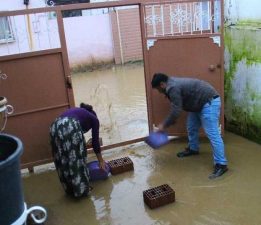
[151,73,169,88]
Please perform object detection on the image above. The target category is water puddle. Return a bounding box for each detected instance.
[71,62,149,146]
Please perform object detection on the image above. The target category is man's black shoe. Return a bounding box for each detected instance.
[177,147,199,158]
[209,164,228,179]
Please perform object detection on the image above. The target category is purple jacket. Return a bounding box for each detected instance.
[60,107,101,154]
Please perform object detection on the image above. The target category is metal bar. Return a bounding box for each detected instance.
[185,3,188,32]
[207,0,211,31]
[145,32,221,40]
[220,0,225,134]
[200,1,203,34]
[22,137,146,169]
[139,4,153,132]
[0,0,212,18]
[0,0,144,17]
[211,0,215,33]
[170,4,173,35]
[161,5,164,36]
[8,104,69,117]
[193,2,197,32]
[56,10,75,107]
[0,48,62,61]
[87,137,146,153]
[152,5,156,37]
[142,0,212,7]
[180,3,183,35]
[22,158,54,170]
[190,3,193,34]
[21,135,193,170]
[178,3,181,33]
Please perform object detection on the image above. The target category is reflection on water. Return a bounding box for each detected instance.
[23,132,261,225]
[71,62,149,146]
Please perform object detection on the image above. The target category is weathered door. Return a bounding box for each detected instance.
[0,9,74,169]
[141,0,224,135]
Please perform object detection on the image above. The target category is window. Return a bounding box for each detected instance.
[0,17,14,43]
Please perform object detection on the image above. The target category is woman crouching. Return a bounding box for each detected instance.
[50,103,105,198]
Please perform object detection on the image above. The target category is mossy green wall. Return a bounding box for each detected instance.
[224,22,261,143]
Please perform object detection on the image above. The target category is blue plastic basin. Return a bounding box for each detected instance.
[87,160,110,181]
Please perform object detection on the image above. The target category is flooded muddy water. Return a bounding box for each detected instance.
[23,132,261,225]
[71,63,149,146]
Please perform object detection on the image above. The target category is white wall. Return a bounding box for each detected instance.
[224,0,261,141]
[225,0,261,24]
[0,0,45,10]
[0,0,114,66]
[64,14,114,66]
[0,13,60,56]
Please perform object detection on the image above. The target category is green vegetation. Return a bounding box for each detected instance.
[224,21,261,143]
[70,59,114,74]
[70,59,144,74]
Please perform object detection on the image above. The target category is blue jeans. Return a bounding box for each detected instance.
[186,97,227,165]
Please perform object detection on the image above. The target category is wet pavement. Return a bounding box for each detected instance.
[23,131,261,225]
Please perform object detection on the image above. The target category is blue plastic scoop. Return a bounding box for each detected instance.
[145,131,169,149]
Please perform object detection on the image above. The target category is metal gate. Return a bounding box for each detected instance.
[0,0,224,169]
[0,8,74,169]
[140,0,224,135]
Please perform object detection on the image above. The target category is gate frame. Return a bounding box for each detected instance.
[0,0,224,169]
[140,0,225,134]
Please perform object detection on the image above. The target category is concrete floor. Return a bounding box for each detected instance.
[23,132,261,225]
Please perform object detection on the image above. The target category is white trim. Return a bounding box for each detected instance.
[11,203,47,225]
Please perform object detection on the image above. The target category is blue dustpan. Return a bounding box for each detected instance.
[87,161,110,181]
[145,131,169,149]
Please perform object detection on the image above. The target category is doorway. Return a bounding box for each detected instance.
[62,5,149,147]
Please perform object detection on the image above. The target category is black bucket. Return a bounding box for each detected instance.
[0,133,24,225]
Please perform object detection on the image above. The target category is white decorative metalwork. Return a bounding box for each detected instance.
[161,5,165,35]
[11,203,47,225]
[210,36,221,47]
[194,2,215,28]
[0,96,13,132]
[170,7,192,25]
[147,39,157,50]
[0,71,7,80]
[47,0,56,6]
[145,14,162,26]
[169,4,174,34]
[144,0,221,38]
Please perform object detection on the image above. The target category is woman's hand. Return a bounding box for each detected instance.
[96,153,106,170]
[99,158,106,171]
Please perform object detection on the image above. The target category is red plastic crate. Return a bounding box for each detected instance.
[108,157,134,175]
[143,184,175,209]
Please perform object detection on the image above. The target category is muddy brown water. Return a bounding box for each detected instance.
[23,131,261,225]
[22,64,261,225]
[71,63,149,146]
